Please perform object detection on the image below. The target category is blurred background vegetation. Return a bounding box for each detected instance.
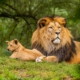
[0,0,80,55]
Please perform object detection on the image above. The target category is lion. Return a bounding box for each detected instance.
[31,16,80,64]
[6,39,44,61]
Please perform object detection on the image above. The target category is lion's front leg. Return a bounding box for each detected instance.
[45,56,58,62]
[10,52,18,59]
[36,56,58,63]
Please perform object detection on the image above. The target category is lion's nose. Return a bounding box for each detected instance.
[55,32,60,35]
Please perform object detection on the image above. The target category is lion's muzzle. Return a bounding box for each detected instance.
[52,37,60,44]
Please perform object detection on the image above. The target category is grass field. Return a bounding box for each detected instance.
[0,48,80,80]
[0,57,80,80]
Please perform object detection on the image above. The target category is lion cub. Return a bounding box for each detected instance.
[6,39,43,61]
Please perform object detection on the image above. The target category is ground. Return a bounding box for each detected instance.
[0,55,80,80]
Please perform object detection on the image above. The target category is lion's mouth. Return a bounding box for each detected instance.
[52,37,60,44]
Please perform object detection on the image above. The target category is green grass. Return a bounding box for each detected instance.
[0,49,80,80]
[0,57,80,80]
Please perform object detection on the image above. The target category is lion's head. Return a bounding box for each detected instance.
[6,39,19,52]
[31,16,76,62]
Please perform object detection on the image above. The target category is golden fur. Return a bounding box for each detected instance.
[31,16,80,63]
[6,39,44,61]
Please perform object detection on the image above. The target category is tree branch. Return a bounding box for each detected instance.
[0,12,37,20]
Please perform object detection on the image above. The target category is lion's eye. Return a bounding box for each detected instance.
[58,26,60,28]
[10,45,12,46]
[58,27,61,31]
[49,27,52,29]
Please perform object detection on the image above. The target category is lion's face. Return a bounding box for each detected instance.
[36,16,72,46]
[6,39,19,52]
[46,21,62,44]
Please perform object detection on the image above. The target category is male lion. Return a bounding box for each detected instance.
[31,16,80,63]
[6,39,44,61]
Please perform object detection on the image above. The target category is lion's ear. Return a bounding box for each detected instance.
[14,39,18,44]
[6,41,9,43]
[53,17,66,27]
[37,18,47,28]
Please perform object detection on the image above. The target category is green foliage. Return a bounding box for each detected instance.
[0,0,80,49]
[0,0,7,4]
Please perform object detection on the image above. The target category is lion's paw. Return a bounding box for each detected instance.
[36,56,44,63]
